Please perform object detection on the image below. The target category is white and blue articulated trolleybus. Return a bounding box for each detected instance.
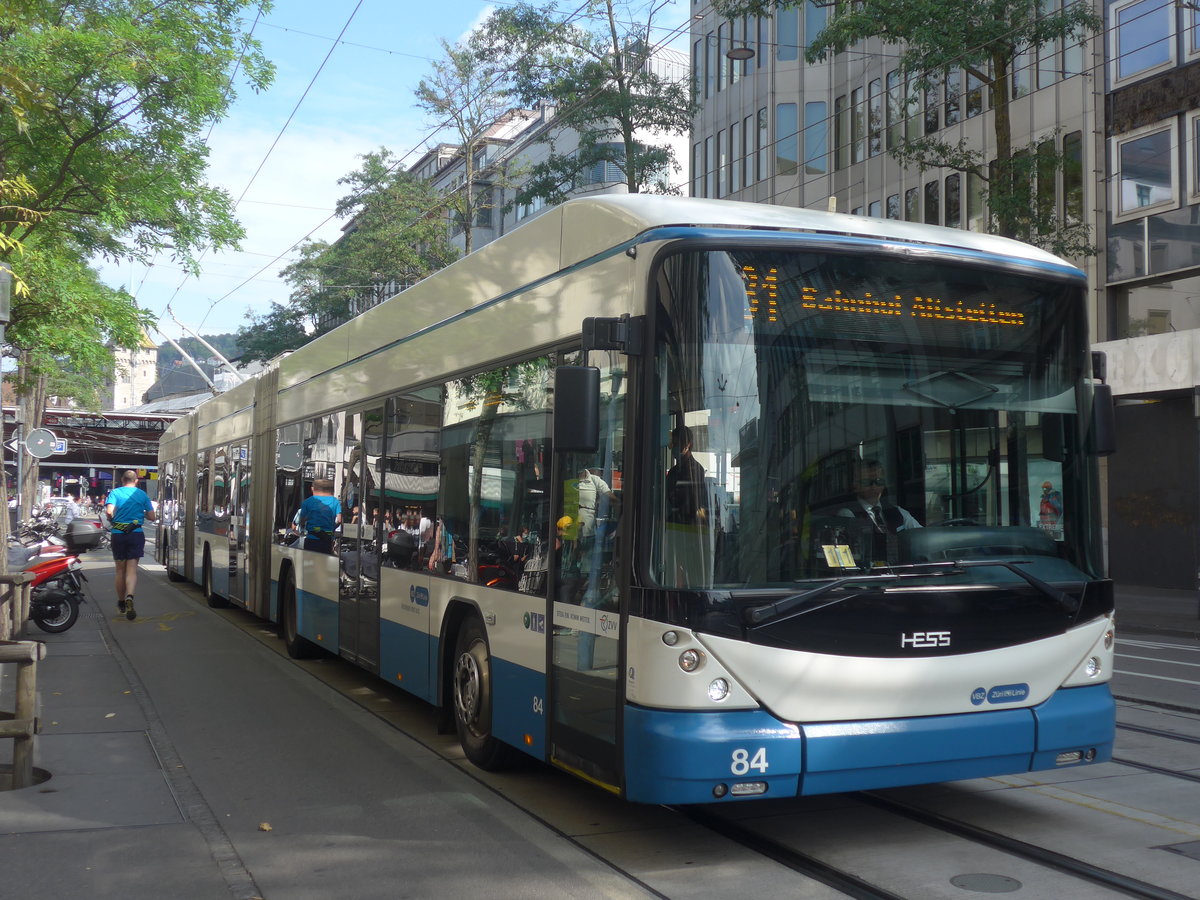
[157,194,1117,804]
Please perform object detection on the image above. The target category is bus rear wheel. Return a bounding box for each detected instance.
[203,547,229,608]
[452,617,519,771]
[282,570,317,659]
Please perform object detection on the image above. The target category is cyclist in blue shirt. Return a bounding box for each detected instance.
[298,478,342,554]
[105,470,157,620]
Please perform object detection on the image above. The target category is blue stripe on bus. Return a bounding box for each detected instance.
[378,617,433,702]
[490,656,546,761]
[623,683,1114,804]
[296,587,338,649]
[1030,682,1115,769]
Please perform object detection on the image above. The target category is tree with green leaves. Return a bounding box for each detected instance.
[7,232,152,511]
[715,0,1100,257]
[416,39,515,254]
[0,0,272,266]
[237,150,459,364]
[0,0,272,525]
[474,0,696,207]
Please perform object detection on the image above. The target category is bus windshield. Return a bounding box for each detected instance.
[649,245,1104,592]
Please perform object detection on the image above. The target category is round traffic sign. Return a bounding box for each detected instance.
[25,427,58,459]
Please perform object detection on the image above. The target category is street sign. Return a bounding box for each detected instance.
[4,439,16,454]
[25,428,58,459]
[52,439,67,454]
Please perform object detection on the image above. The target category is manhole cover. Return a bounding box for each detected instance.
[950,873,1023,893]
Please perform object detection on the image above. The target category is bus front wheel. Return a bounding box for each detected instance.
[452,617,519,771]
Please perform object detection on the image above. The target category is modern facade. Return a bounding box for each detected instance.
[689,0,1200,589]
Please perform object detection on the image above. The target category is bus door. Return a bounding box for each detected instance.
[549,355,626,787]
[338,406,383,673]
[227,442,249,607]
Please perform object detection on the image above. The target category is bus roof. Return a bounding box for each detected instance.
[560,194,1076,270]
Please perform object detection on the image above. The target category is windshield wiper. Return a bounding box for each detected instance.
[743,559,1077,627]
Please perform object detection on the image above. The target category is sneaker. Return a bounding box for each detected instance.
[117,597,126,614]
[125,596,136,621]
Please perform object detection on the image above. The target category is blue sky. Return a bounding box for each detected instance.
[103,0,691,342]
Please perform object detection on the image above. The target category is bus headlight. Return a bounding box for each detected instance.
[708,678,730,702]
[1084,656,1101,677]
[661,630,679,646]
[678,648,704,672]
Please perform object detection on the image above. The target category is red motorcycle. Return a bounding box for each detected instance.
[9,518,104,634]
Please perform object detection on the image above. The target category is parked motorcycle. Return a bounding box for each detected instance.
[8,518,105,634]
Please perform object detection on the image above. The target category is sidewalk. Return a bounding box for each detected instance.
[1115,583,1200,640]
[0,562,650,900]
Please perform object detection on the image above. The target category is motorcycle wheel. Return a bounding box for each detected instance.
[33,593,80,633]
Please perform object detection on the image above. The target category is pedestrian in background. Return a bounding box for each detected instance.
[105,470,156,621]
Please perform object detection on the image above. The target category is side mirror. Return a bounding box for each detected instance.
[554,366,600,453]
[1089,383,1116,456]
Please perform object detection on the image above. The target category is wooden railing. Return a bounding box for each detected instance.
[0,639,45,789]
[0,572,37,641]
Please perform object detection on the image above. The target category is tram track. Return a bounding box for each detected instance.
[681,787,1198,900]
[854,792,1197,900]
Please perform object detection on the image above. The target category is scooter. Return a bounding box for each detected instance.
[11,545,88,634]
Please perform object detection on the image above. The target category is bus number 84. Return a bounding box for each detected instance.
[731,748,768,775]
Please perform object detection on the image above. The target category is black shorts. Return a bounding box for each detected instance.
[111,531,146,561]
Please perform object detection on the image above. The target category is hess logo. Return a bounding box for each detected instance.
[900,631,951,648]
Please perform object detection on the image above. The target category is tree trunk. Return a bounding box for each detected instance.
[989,49,1016,238]
[18,355,47,520]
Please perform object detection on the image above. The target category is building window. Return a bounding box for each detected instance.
[923,82,939,135]
[777,6,799,61]
[744,114,756,185]
[1188,111,1200,200]
[705,30,715,98]
[868,200,881,217]
[804,0,828,48]
[1112,122,1179,222]
[776,102,799,177]
[1188,2,1200,59]
[886,70,903,149]
[924,179,940,225]
[804,100,828,174]
[692,142,703,197]
[944,71,961,128]
[1064,130,1084,222]
[1011,43,1032,99]
[905,186,920,221]
[851,87,865,163]
[835,95,848,170]
[945,174,961,228]
[757,108,769,182]
[868,78,882,156]
[731,120,742,193]
[968,171,987,231]
[717,21,728,90]
[705,134,714,199]
[1111,0,1174,84]
[717,129,728,197]
[886,193,900,219]
[966,69,985,118]
[1037,139,1056,227]
[757,16,768,69]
